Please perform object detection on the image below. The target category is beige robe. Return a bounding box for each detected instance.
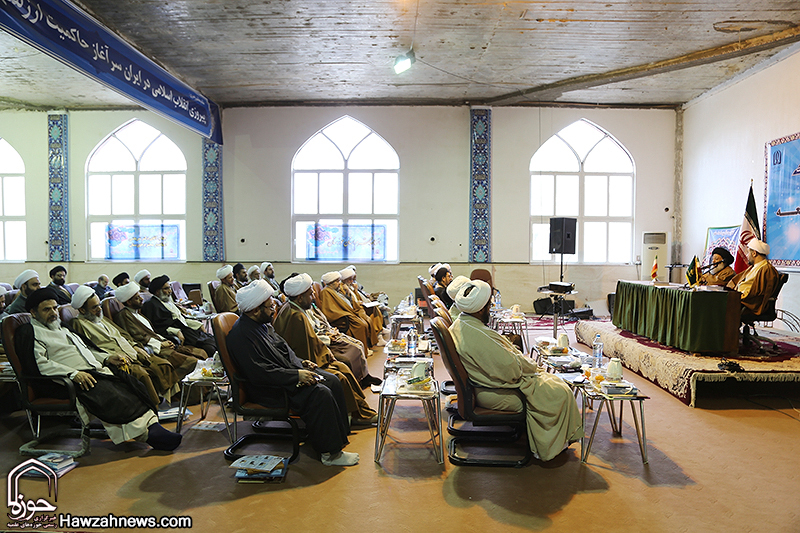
[730,259,780,315]
[319,285,372,349]
[341,285,380,345]
[274,301,376,420]
[213,283,239,314]
[308,303,368,380]
[449,314,583,461]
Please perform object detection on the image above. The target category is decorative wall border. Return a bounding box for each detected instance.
[202,138,225,261]
[47,114,69,261]
[469,108,491,262]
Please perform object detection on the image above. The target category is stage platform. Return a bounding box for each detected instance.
[575,320,800,407]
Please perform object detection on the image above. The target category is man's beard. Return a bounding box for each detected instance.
[46,318,61,331]
[267,273,275,279]
[88,311,103,323]
[53,278,65,286]
[157,293,171,303]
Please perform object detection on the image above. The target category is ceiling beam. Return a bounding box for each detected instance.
[485,25,800,106]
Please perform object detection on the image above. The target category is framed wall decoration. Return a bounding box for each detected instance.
[766,132,800,267]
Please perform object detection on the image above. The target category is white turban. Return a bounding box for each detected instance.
[261,262,272,274]
[339,268,356,280]
[347,265,357,272]
[14,270,38,289]
[0,286,6,297]
[216,265,233,279]
[236,280,274,313]
[455,280,492,314]
[429,263,442,276]
[447,275,471,300]
[71,285,96,309]
[247,265,259,277]
[748,238,770,256]
[321,271,341,284]
[115,282,140,303]
[134,269,151,284]
[441,263,451,272]
[284,273,313,297]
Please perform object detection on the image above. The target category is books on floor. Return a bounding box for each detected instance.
[23,453,77,478]
[190,421,227,432]
[229,454,288,483]
[158,407,191,422]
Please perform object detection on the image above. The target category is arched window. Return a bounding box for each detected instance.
[0,138,26,261]
[292,116,399,262]
[530,119,635,264]
[86,120,187,261]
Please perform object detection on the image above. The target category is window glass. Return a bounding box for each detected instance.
[348,173,373,214]
[530,223,551,261]
[348,133,400,170]
[319,173,344,214]
[115,120,160,160]
[557,120,605,160]
[322,117,371,159]
[293,173,318,214]
[162,174,186,215]
[583,222,607,262]
[0,139,24,173]
[3,176,25,217]
[88,137,135,172]
[530,137,579,172]
[4,220,26,261]
[139,136,187,171]
[584,175,608,216]
[584,137,633,173]
[609,175,633,216]
[555,175,579,216]
[608,222,632,263]
[294,135,345,170]
[88,175,111,215]
[138,174,161,215]
[531,174,555,216]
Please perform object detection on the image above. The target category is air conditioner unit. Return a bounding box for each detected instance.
[641,232,671,282]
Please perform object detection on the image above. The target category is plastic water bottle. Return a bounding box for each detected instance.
[492,290,501,310]
[592,334,603,368]
[407,326,418,355]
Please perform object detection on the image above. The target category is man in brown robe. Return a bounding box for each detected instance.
[340,267,388,346]
[728,238,780,316]
[113,282,203,377]
[69,286,176,406]
[318,271,373,351]
[274,273,377,424]
[213,265,239,314]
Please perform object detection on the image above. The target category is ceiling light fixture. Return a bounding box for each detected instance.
[394,49,415,74]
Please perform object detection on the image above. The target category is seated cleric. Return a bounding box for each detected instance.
[728,238,780,317]
[701,246,736,286]
[225,280,359,466]
[15,288,182,451]
[449,280,584,461]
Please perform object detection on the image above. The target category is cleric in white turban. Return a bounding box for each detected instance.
[71,285,96,310]
[321,271,341,285]
[283,273,313,298]
[247,265,261,282]
[339,268,356,281]
[455,280,492,314]
[235,280,274,313]
[134,269,151,285]
[14,269,38,290]
[748,238,770,256]
[446,275,472,318]
[216,265,233,280]
[428,263,442,277]
[729,237,779,316]
[115,282,141,304]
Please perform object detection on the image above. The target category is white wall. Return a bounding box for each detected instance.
[683,50,800,317]
[0,105,677,311]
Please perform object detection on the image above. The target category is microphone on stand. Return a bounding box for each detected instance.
[698,261,722,273]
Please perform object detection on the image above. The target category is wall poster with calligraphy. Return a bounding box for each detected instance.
[766,132,800,267]
[304,224,386,261]
[105,224,180,261]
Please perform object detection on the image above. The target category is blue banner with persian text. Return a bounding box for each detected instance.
[0,0,222,143]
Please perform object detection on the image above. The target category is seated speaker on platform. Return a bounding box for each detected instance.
[549,217,576,255]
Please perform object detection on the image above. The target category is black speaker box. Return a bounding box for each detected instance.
[549,217,577,254]
[533,298,575,316]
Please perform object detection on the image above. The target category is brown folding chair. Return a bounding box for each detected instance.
[6,288,19,307]
[101,297,124,324]
[58,304,80,329]
[207,281,220,311]
[3,313,106,457]
[212,313,304,462]
[742,272,790,350]
[430,317,531,467]
[470,268,493,287]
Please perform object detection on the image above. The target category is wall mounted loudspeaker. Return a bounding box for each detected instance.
[549,217,577,255]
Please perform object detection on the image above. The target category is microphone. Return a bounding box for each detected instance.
[698,261,722,272]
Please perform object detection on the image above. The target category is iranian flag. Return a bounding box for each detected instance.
[733,185,761,273]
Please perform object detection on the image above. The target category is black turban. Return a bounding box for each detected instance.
[149,275,170,294]
[25,288,59,312]
[233,263,245,275]
[711,247,735,266]
[112,272,129,287]
[49,265,66,277]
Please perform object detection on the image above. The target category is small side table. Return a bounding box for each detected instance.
[577,384,649,464]
[374,374,443,464]
[175,375,232,442]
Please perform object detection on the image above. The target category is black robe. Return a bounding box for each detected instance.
[141,297,217,357]
[225,315,350,455]
[15,322,155,424]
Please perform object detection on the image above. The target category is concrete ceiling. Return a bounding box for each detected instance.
[2,0,800,111]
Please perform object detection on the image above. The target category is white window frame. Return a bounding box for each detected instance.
[0,139,27,262]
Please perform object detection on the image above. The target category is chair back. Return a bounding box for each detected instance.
[170,281,188,301]
[188,289,203,306]
[2,313,35,401]
[212,313,249,407]
[760,272,789,322]
[66,283,80,294]
[6,289,19,307]
[430,317,476,419]
[101,298,124,323]
[207,281,219,310]
[58,304,80,328]
[0,282,12,291]
[433,307,453,328]
[418,276,436,317]
[85,281,98,288]
[140,291,153,303]
[311,282,322,303]
[470,268,494,288]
